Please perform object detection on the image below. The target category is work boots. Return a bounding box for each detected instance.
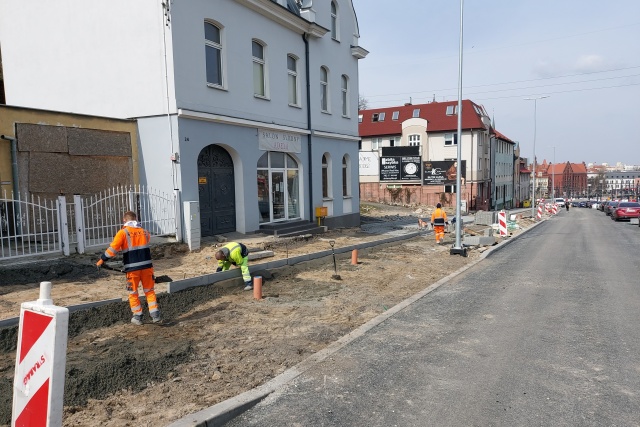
[131,314,143,326]
[151,311,162,324]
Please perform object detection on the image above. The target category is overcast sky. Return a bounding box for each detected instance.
[351,0,640,167]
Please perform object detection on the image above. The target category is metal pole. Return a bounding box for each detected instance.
[450,0,465,257]
[524,96,549,217]
[552,146,555,201]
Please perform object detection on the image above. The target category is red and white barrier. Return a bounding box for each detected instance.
[12,282,69,427]
[498,210,507,237]
[537,204,543,220]
[552,205,557,215]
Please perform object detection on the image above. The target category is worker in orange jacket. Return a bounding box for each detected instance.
[431,203,449,244]
[96,211,161,325]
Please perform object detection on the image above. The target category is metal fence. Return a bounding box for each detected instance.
[0,186,178,260]
[0,191,62,259]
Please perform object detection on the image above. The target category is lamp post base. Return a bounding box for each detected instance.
[449,246,468,257]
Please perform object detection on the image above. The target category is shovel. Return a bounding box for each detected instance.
[329,240,341,280]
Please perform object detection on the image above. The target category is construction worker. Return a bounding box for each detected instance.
[430,203,449,244]
[215,242,252,290]
[96,211,161,325]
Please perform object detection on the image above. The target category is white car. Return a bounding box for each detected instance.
[555,198,566,207]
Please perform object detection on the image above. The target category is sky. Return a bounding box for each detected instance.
[351,0,640,167]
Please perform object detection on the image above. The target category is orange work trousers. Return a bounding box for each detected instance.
[126,268,159,317]
[434,225,446,243]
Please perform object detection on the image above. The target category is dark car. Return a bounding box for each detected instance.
[605,201,620,216]
[579,201,587,208]
[611,202,640,221]
[599,201,609,212]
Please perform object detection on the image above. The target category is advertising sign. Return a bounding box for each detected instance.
[359,152,379,176]
[423,160,466,185]
[380,156,422,181]
[258,129,302,153]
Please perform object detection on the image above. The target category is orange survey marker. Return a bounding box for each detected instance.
[253,276,263,300]
[351,249,358,265]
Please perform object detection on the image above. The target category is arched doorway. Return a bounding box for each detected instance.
[198,145,236,236]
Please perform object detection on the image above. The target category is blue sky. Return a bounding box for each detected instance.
[351,0,640,166]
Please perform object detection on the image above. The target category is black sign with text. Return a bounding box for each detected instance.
[380,156,422,181]
[423,160,466,185]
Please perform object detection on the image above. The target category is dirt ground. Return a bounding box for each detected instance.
[0,203,534,426]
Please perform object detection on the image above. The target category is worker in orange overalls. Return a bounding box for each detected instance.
[431,203,449,244]
[96,210,161,325]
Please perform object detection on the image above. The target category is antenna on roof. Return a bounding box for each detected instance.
[432,94,436,103]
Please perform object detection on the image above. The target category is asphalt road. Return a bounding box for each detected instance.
[225,207,640,427]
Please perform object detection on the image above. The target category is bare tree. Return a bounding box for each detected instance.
[358,94,369,111]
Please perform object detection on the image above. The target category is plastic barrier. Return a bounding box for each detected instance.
[12,282,69,427]
[537,204,543,220]
[498,210,508,237]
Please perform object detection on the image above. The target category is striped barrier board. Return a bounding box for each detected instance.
[498,210,507,237]
[12,282,69,427]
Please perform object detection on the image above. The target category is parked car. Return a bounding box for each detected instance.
[579,201,587,208]
[611,202,640,221]
[554,198,566,207]
[605,201,620,216]
[600,200,613,213]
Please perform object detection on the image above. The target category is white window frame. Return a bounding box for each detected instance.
[322,153,333,199]
[389,136,400,147]
[446,105,454,115]
[408,134,421,146]
[341,74,349,117]
[342,154,351,197]
[330,1,340,41]
[358,114,363,123]
[252,39,268,99]
[412,108,420,118]
[392,111,399,120]
[204,21,225,89]
[371,137,381,150]
[444,184,457,193]
[287,54,300,107]
[445,133,458,146]
[320,66,330,113]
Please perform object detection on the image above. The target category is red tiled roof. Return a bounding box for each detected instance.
[547,163,565,175]
[520,168,531,174]
[358,100,487,137]
[570,163,587,173]
[494,129,515,143]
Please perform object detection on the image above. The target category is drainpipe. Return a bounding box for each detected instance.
[0,134,19,198]
[303,33,313,222]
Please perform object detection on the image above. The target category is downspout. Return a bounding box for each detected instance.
[303,33,313,222]
[0,134,19,198]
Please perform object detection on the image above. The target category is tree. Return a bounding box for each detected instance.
[358,94,368,111]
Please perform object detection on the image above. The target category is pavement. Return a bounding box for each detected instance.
[168,209,539,427]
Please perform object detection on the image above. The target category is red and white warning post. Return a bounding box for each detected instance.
[12,281,69,427]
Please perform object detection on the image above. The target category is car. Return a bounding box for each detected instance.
[611,202,640,221]
[579,201,587,208]
[599,200,612,212]
[605,201,620,216]
[554,198,566,207]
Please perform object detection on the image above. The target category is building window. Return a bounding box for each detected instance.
[342,155,351,196]
[444,184,457,193]
[320,66,329,112]
[408,134,421,146]
[445,133,458,146]
[446,105,454,115]
[392,111,399,120]
[205,21,224,87]
[358,114,363,123]
[341,74,349,117]
[389,136,400,147]
[252,40,267,97]
[372,112,386,122]
[322,153,332,198]
[257,152,300,223]
[330,1,339,41]
[287,54,299,106]
[371,138,381,150]
[412,108,420,118]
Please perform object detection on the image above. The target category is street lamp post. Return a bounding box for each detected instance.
[450,0,466,257]
[551,146,555,201]
[525,95,549,218]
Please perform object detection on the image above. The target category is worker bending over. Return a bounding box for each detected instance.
[215,242,252,290]
[97,211,161,325]
[431,203,449,244]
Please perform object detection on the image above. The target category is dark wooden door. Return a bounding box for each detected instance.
[198,145,236,236]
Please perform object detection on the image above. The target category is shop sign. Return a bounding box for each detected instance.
[258,129,302,153]
[359,152,379,176]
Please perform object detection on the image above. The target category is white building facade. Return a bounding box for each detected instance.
[0,0,367,237]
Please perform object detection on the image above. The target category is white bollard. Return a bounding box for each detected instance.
[12,282,69,427]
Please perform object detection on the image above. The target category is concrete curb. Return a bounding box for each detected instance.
[167,219,544,427]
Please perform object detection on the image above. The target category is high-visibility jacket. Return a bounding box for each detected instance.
[217,242,249,269]
[101,224,153,272]
[431,208,448,226]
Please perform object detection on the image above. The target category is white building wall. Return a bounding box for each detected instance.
[0,0,174,118]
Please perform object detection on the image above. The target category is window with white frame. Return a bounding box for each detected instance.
[389,136,400,147]
[358,114,363,123]
[412,108,420,118]
[444,184,457,193]
[252,40,267,97]
[408,134,421,146]
[330,1,339,41]
[446,105,458,115]
[320,66,329,112]
[341,75,349,117]
[205,21,224,87]
[342,154,351,196]
[371,137,381,150]
[322,153,332,198]
[392,111,399,120]
[445,133,458,146]
[287,54,299,106]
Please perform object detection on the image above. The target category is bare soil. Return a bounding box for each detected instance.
[0,203,533,426]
